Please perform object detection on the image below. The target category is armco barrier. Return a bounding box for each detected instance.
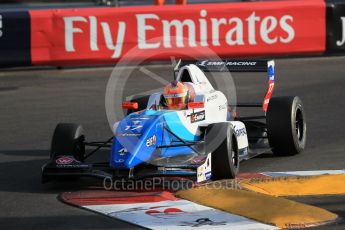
[0,1,327,67]
[28,1,325,66]
[0,10,31,67]
[327,1,345,52]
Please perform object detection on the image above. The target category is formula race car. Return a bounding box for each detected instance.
[42,60,307,183]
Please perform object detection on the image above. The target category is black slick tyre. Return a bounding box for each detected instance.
[205,122,239,180]
[50,123,85,161]
[266,96,307,156]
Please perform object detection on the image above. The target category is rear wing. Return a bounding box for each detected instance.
[174,59,275,112]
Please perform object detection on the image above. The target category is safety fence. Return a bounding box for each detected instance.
[0,0,342,67]
[327,1,345,52]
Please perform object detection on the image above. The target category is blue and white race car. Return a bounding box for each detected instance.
[42,60,307,183]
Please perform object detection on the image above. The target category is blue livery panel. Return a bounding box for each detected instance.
[110,110,201,169]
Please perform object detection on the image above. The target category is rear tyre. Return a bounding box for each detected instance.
[205,122,239,180]
[126,95,150,115]
[50,123,85,161]
[266,96,307,156]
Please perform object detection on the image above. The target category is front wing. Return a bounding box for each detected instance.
[41,154,212,183]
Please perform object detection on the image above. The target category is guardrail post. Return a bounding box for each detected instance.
[155,0,187,5]
[176,0,187,4]
[155,0,165,5]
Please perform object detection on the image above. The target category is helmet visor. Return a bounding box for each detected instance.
[164,92,189,109]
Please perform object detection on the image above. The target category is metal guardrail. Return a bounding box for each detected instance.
[0,0,252,9]
[101,0,254,7]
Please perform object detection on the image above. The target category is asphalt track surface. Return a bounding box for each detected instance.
[0,56,344,229]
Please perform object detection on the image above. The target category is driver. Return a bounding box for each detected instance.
[163,80,195,110]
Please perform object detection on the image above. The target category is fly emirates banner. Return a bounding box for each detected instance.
[30,0,325,65]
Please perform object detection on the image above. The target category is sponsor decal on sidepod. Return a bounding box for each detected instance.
[146,135,157,147]
[190,111,205,123]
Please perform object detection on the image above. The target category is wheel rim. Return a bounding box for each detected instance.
[74,136,85,161]
[231,146,238,168]
[295,108,304,142]
[232,150,236,165]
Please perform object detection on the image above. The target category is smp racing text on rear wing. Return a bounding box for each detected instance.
[174,59,275,112]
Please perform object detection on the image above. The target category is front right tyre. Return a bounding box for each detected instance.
[50,123,85,161]
[205,122,239,180]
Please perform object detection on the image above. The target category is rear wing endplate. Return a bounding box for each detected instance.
[174,59,275,112]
